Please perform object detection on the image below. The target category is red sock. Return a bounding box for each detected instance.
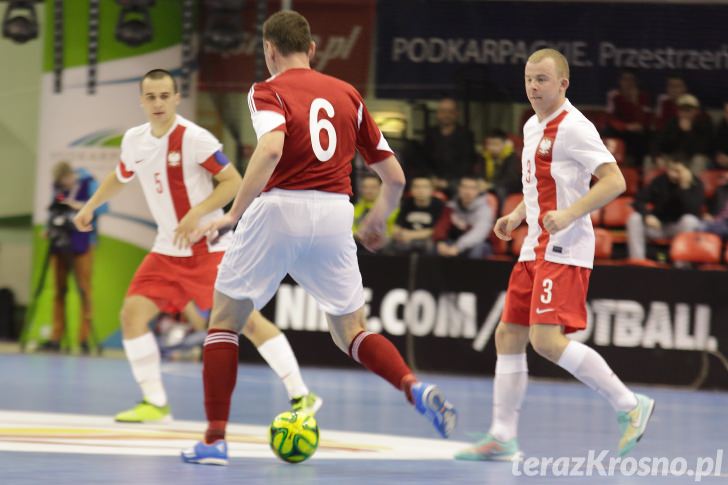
[203,329,239,444]
[349,331,417,403]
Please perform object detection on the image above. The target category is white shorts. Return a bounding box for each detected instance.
[215,189,365,316]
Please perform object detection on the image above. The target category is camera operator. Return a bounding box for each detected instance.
[40,161,106,353]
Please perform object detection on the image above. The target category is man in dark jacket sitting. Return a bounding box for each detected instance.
[626,153,703,260]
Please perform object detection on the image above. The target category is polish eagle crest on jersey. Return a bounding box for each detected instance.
[538,137,553,156]
[168,150,181,167]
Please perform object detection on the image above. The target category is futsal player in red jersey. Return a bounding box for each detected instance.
[182,10,456,465]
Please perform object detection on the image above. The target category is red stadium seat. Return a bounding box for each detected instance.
[591,209,602,227]
[502,193,523,217]
[670,232,722,264]
[699,169,728,200]
[602,196,634,228]
[594,228,613,259]
[603,137,626,165]
[624,258,670,268]
[621,167,640,195]
[510,226,529,256]
[489,233,509,255]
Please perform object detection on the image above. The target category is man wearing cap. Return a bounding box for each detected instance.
[656,93,714,173]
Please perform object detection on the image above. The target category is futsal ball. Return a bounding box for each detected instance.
[269,411,319,464]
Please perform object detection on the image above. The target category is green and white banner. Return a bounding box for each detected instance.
[26,1,193,350]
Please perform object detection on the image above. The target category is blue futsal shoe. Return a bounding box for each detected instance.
[411,382,457,438]
[181,439,228,466]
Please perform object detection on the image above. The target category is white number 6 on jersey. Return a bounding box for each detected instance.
[540,278,553,304]
[309,98,337,162]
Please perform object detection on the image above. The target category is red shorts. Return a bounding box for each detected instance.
[127,251,224,314]
[501,260,591,334]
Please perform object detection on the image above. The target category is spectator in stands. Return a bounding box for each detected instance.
[626,154,703,260]
[423,97,478,192]
[714,101,728,169]
[476,129,522,203]
[353,174,398,237]
[699,176,728,239]
[605,70,652,166]
[654,74,687,131]
[41,162,106,353]
[391,176,444,253]
[433,176,494,258]
[656,94,713,173]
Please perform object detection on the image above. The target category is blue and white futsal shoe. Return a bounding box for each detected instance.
[411,382,458,438]
[181,439,228,466]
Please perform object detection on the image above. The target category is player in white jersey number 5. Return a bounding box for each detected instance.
[455,49,655,462]
[74,69,320,424]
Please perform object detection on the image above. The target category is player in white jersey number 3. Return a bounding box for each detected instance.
[181,10,457,466]
[455,49,655,462]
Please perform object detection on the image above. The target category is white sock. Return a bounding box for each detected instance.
[257,334,309,400]
[557,340,638,412]
[489,353,528,442]
[122,332,167,407]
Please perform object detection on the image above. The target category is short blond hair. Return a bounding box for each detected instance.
[528,48,569,79]
[52,161,73,184]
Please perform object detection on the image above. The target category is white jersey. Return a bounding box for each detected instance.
[519,99,616,269]
[115,115,232,256]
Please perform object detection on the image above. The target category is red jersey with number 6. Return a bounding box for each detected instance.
[247,68,393,195]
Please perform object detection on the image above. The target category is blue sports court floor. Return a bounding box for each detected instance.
[0,352,725,484]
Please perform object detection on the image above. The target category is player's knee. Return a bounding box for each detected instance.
[327,321,357,355]
[119,303,147,333]
[494,323,509,346]
[529,330,561,362]
[240,318,255,338]
[329,331,348,354]
[210,292,252,333]
[495,322,529,350]
[326,308,365,355]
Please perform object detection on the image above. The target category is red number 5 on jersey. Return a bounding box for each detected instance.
[154,172,163,194]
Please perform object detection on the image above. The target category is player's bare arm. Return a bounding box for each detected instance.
[197,131,285,243]
[542,162,626,235]
[356,155,405,251]
[73,171,125,232]
[173,164,242,248]
[494,200,526,241]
